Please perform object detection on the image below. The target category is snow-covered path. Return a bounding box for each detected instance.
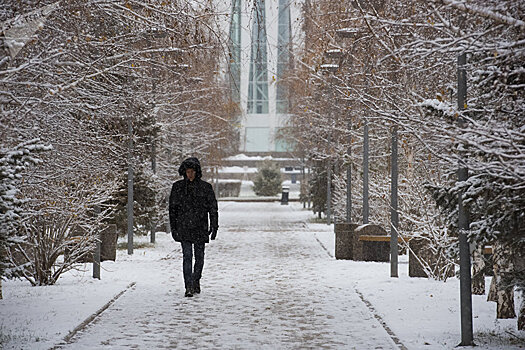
[59,202,398,349]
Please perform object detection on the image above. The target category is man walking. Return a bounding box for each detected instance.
[169,157,218,297]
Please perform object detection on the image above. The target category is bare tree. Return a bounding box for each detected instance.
[1,0,234,286]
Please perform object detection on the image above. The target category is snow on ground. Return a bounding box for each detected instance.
[218,166,258,173]
[217,179,241,183]
[310,224,524,350]
[218,166,303,174]
[223,154,295,161]
[1,202,523,349]
[0,277,129,348]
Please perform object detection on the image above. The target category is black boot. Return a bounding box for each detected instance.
[185,287,193,297]
[193,280,200,294]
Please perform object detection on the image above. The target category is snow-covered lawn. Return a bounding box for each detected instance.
[313,225,524,349]
[1,202,523,349]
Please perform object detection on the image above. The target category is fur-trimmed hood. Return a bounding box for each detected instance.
[178,157,202,179]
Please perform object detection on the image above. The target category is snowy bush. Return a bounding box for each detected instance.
[110,165,160,237]
[7,173,119,286]
[0,140,50,287]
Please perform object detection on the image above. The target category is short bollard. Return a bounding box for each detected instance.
[150,222,156,244]
[93,240,101,280]
[281,186,289,205]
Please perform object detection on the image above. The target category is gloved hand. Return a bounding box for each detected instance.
[209,228,218,240]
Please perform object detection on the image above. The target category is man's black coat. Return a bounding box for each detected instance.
[169,158,218,243]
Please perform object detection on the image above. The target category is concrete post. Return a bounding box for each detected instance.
[93,240,101,279]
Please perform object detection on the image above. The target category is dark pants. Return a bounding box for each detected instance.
[181,241,205,289]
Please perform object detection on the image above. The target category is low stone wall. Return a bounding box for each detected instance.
[100,224,117,262]
[334,223,389,262]
[334,223,359,260]
[408,237,454,278]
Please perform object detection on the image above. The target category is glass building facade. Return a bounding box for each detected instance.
[276,0,292,114]
[229,0,294,152]
[228,0,241,104]
[247,0,269,114]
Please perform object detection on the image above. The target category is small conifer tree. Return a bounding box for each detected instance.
[253,160,282,196]
[309,161,328,218]
[110,165,159,236]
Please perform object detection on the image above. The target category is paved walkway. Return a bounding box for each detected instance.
[60,202,398,349]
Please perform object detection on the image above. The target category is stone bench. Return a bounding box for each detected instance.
[334,223,390,262]
[355,224,390,262]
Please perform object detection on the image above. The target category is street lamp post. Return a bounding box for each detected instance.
[150,68,157,244]
[127,112,134,255]
[346,120,352,223]
[320,63,339,226]
[390,125,399,277]
[457,52,474,346]
[143,28,168,245]
[326,149,332,225]
[324,46,354,226]
[215,166,219,198]
[363,120,369,224]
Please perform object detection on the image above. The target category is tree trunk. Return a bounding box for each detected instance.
[472,246,485,295]
[487,276,497,302]
[496,286,516,319]
[492,242,516,319]
[518,290,525,331]
[0,279,2,299]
